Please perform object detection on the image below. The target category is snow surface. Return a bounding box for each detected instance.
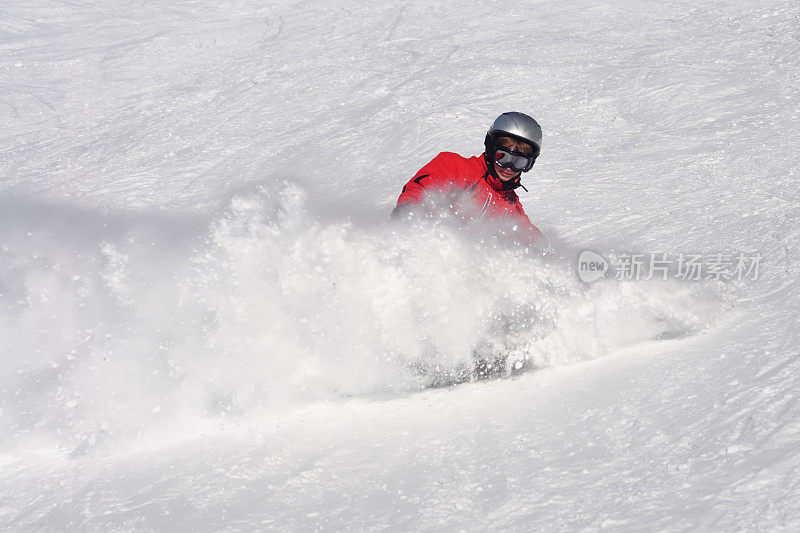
[2,0,799,530]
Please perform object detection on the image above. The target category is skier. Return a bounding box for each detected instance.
[392,112,543,240]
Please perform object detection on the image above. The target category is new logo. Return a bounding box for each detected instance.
[577,250,608,283]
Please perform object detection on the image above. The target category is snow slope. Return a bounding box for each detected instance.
[2,0,800,530]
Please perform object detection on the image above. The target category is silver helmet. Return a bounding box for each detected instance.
[485,112,542,160]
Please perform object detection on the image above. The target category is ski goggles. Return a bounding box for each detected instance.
[494,146,538,173]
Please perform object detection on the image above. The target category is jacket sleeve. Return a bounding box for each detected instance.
[392,153,456,218]
[513,203,543,241]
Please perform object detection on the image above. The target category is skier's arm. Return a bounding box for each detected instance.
[513,203,543,240]
[392,154,450,219]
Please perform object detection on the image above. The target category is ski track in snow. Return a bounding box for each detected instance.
[2,0,800,530]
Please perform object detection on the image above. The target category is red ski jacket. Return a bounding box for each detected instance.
[393,152,542,240]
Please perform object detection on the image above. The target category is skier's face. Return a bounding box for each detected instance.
[494,161,520,181]
[493,137,532,181]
